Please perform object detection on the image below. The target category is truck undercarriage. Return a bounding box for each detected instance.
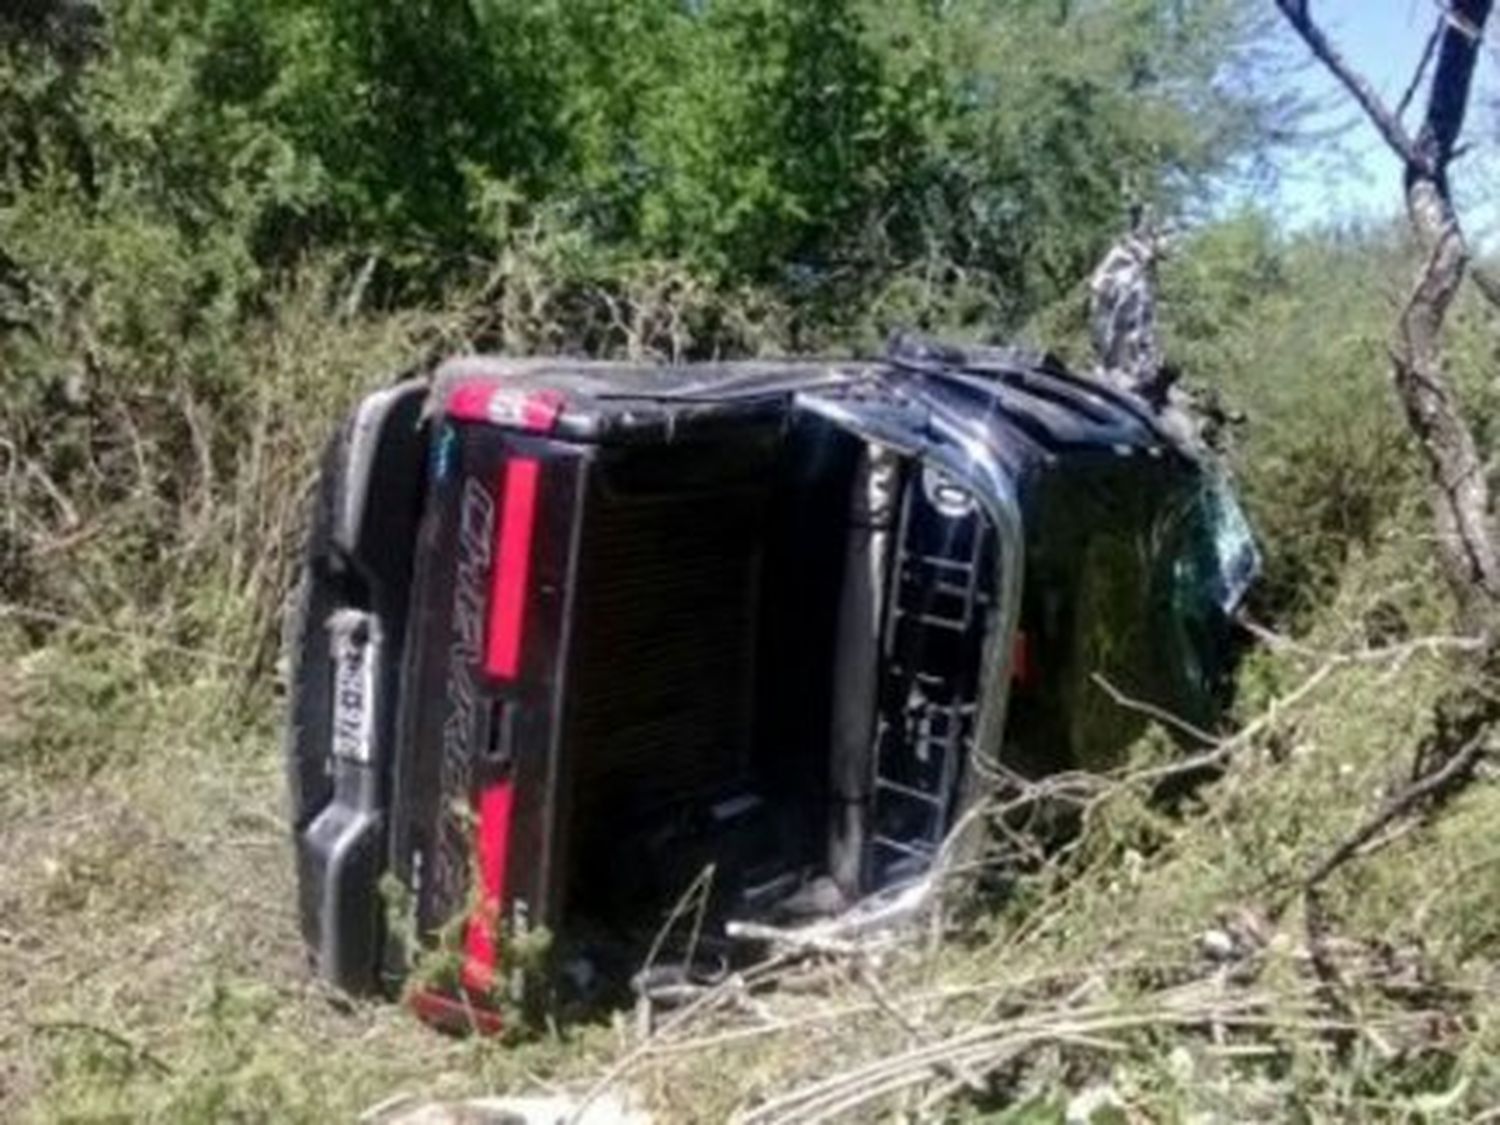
[285,337,1256,1030]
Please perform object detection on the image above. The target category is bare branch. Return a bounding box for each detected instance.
[849,961,990,1099]
[1090,673,1219,745]
[1273,0,1429,171]
[1304,733,1488,889]
[1279,0,1497,625]
[1397,15,1444,120]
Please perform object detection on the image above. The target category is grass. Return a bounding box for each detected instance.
[3,516,1498,1123]
[1,233,1495,1121]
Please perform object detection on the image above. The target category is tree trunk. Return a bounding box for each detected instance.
[1395,0,1498,628]
[1276,0,1496,631]
[1397,178,1500,627]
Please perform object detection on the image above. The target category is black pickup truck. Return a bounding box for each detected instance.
[284,336,1256,1030]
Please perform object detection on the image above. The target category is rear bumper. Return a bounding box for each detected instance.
[288,380,428,996]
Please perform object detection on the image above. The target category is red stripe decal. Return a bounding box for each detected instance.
[485,459,539,679]
[461,779,515,996]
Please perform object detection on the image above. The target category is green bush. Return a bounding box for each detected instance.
[0,0,1298,675]
[1158,214,1496,622]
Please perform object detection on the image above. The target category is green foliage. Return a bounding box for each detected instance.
[1158,213,1500,621]
[0,0,1296,675]
[5,0,1289,313]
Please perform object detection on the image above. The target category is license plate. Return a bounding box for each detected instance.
[329,609,380,764]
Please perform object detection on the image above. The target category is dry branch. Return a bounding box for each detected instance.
[1397,15,1445,120]
[1272,1,1427,171]
[568,956,795,1124]
[1091,629,1479,790]
[729,981,1432,1124]
[1090,673,1218,745]
[1304,732,1489,890]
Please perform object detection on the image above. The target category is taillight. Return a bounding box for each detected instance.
[461,778,515,996]
[446,382,564,433]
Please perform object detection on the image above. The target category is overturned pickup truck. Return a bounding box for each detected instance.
[285,335,1256,1030]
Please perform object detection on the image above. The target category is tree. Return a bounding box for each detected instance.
[1274,0,1497,629]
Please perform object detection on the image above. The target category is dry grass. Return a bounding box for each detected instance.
[2,260,1498,1120]
[4,521,1498,1122]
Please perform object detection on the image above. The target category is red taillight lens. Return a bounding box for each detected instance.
[446,382,564,433]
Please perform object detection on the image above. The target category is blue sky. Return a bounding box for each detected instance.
[1271,0,1499,248]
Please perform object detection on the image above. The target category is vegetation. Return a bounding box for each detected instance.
[2,0,1498,1120]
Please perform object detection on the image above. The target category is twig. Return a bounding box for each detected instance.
[639,863,716,985]
[341,253,380,321]
[648,968,1135,1056]
[1105,658,1337,787]
[568,954,793,1125]
[1304,733,1489,889]
[1091,673,1219,745]
[849,960,989,1099]
[724,920,863,958]
[1398,14,1445,119]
